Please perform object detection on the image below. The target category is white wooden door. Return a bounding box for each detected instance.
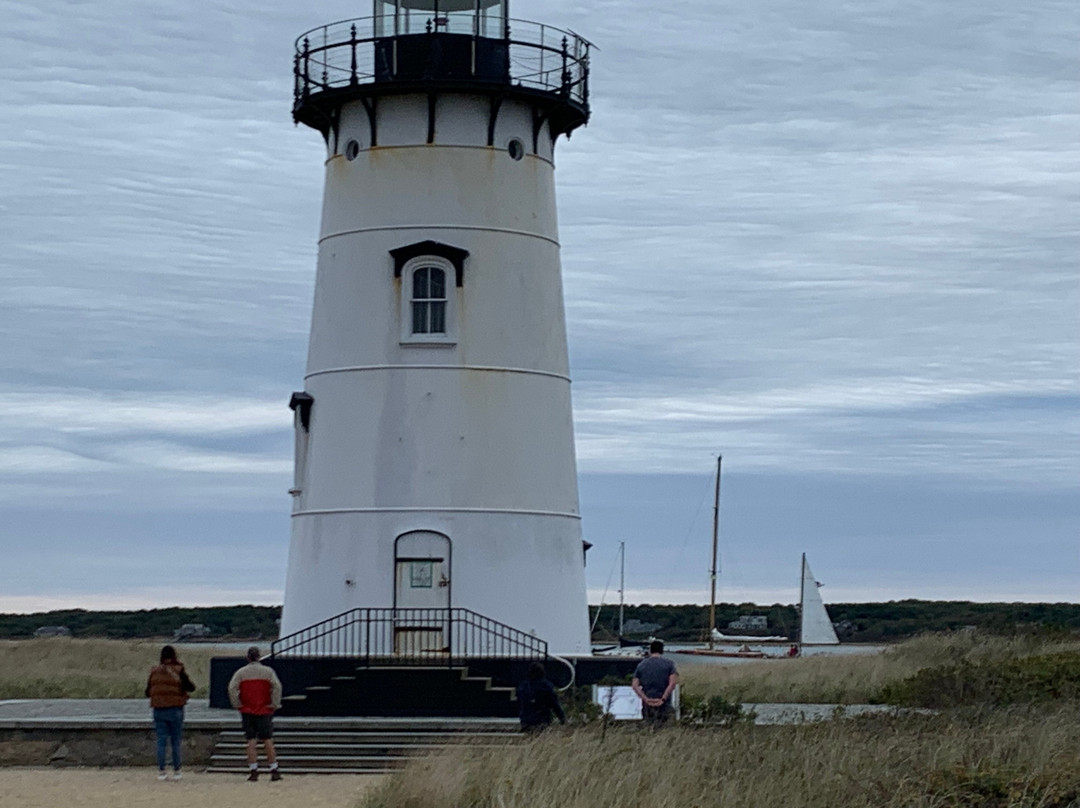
[393,531,450,654]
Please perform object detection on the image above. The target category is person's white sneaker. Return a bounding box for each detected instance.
[157,771,168,781]
[171,771,183,781]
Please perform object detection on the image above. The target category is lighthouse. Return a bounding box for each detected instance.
[280,1,594,655]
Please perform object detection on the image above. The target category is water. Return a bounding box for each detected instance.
[632,643,886,666]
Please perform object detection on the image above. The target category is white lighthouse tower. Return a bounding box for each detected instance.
[281,1,593,655]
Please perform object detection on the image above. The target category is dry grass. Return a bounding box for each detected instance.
[679,632,1080,704]
[359,706,1080,808]
[0,638,217,699]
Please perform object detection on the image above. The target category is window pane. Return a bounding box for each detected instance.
[429,268,446,299]
[430,301,446,333]
[410,561,433,588]
[412,301,428,333]
[412,267,429,299]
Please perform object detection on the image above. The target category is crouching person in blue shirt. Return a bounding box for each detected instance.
[517,661,566,732]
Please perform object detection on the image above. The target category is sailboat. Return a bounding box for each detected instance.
[590,542,651,653]
[676,456,839,658]
[795,553,840,647]
[678,455,778,658]
[701,554,839,653]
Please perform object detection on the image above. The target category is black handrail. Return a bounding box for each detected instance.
[292,16,590,109]
[270,607,548,668]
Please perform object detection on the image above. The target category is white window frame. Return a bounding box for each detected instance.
[400,255,456,346]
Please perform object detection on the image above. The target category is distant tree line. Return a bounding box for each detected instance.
[3,601,1079,643]
[0,605,281,640]
[591,600,1080,643]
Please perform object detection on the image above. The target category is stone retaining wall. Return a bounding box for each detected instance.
[0,728,219,767]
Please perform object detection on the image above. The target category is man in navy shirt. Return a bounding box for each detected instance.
[632,639,678,726]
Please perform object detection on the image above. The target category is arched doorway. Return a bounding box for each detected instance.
[393,531,451,655]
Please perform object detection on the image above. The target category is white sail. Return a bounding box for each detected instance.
[800,554,840,645]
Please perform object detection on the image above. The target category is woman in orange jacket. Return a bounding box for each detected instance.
[145,645,195,780]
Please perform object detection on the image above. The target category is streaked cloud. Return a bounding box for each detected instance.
[0,446,112,474]
[0,392,286,435]
[0,0,1075,610]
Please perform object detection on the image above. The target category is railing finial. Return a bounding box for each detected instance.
[350,24,359,86]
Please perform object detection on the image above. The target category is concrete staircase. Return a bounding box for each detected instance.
[276,665,519,718]
[207,720,520,775]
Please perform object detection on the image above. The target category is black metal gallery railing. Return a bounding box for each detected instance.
[270,607,548,668]
[293,16,590,109]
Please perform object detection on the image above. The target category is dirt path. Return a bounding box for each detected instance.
[0,768,385,808]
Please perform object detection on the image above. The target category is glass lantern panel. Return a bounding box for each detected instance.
[391,0,505,37]
[373,0,400,38]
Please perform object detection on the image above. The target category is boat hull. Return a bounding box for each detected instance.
[674,648,772,659]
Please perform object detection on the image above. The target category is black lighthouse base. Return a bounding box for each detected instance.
[209,654,639,718]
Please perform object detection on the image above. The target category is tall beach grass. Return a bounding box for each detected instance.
[359,633,1080,808]
[679,631,1080,704]
[0,638,217,699]
[358,706,1080,808]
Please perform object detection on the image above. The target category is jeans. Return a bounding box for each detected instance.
[153,706,184,771]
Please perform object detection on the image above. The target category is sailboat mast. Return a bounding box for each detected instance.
[618,541,625,637]
[708,454,722,650]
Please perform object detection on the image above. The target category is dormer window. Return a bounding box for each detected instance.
[398,257,455,345]
[390,240,468,347]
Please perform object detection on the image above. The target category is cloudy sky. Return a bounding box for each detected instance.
[1,0,1076,614]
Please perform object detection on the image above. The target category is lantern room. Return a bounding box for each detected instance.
[372,0,510,82]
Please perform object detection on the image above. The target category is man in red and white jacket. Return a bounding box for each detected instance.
[227,646,283,781]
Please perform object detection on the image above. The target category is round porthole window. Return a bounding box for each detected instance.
[345,139,360,161]
[507,138,525,161]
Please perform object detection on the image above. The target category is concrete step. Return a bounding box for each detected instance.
[207,766,403,775]
[211,753,418,766]
[270,721,518,730]
[216,730,518,743]
[205,764,406,777]
[208,722,522,776]
[215,738,513,748]
[462,678,516,695]
[213,742,511,756]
